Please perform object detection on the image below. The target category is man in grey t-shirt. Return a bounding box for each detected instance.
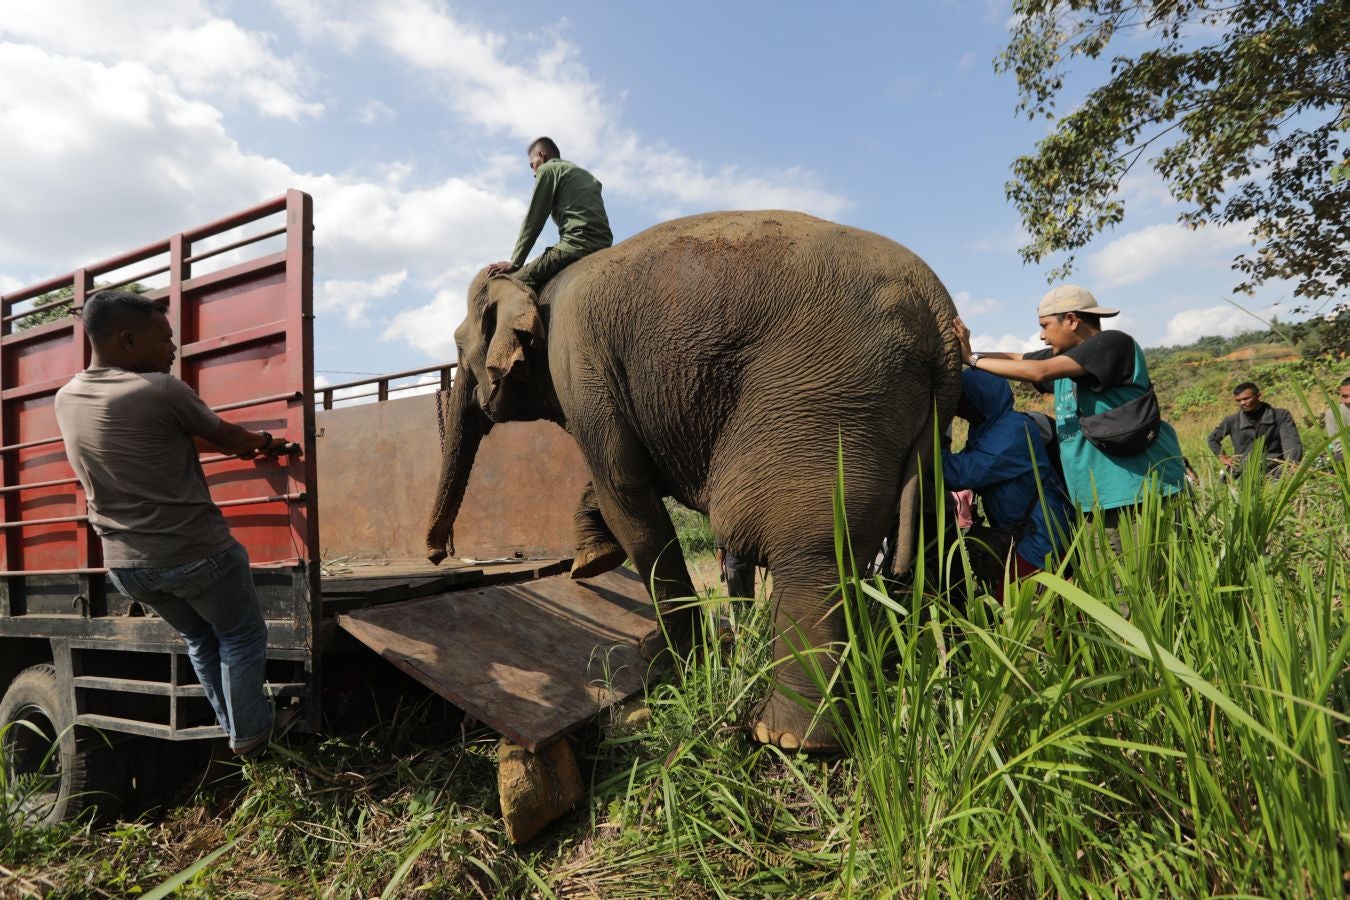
[56,291,296,758]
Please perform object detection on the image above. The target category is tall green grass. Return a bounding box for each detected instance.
[5,446,1346,897]
[816,438,1349,896]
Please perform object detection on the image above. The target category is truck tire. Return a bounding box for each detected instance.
[0,664,126,826]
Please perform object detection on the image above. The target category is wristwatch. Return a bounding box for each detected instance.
[968,353,982,368]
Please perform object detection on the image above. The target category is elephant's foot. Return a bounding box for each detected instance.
[750,690,842,755]
[637,610,696,664]
[569,541,626,580]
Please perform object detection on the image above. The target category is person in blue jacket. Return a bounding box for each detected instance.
[943,368,1075,597]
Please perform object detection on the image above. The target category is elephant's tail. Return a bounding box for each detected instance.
[891,293,962,577]
[889,407,934,577]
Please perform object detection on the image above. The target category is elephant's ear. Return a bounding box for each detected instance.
[484,276,545,383]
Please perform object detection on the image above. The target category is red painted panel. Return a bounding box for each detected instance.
[5,326,80,390]
[186,267,286,345]
[0,192,316,578]
[186,341,289,409]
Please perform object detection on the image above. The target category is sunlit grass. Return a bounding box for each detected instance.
[4,442,1346,897]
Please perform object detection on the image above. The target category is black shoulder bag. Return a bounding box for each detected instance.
[1078,386,1161,456]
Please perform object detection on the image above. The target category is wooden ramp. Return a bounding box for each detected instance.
[337,568,657,751]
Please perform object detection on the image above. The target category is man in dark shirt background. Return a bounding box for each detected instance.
[1207,381,1303,478]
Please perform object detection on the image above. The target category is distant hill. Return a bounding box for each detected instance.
[1143,319,1344,426]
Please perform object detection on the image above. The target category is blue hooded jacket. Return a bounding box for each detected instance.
[942,368,1074,569]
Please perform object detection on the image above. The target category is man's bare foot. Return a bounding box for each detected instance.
[569,543,626,580]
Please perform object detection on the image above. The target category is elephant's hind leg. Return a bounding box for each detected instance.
[751,558,847,754]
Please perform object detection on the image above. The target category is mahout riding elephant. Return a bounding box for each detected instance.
[426,211,961,752]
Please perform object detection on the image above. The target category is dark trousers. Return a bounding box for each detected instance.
[518,245,591,291]
[723,550,757,599]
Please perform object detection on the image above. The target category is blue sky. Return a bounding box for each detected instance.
[0,1,1297,384]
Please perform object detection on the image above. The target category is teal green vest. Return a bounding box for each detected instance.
[1052,342,1186,511]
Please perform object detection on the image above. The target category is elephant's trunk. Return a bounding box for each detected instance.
[425,366,490,564]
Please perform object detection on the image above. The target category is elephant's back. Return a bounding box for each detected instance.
[548,210,960,507]
[569,210,953,351]
[584,209,926,272]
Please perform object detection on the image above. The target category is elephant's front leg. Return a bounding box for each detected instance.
[569,482,627,580]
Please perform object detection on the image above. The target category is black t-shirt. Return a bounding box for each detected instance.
[1024,330,1137,392]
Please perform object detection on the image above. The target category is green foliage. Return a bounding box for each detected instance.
[12,282,151,331]
[816,449,1348,896]
[15,287,74,331]
[664,498,715,556]
[1172,384,1216,414]
[999,1,1350,306]
[1248,358,1327,395]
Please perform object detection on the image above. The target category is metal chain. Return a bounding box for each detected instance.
[436,382,447,452]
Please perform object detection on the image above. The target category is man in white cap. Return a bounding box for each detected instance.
[952,285,1187,560]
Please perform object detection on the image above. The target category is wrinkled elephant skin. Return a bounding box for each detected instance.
[426,211,962,753]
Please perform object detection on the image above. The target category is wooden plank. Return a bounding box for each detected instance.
[338,568,657,752]
[74,676,205,697]
[72,676,307,699]
[77,713,224,741]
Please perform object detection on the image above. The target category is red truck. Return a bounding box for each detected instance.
[0,191,656,839]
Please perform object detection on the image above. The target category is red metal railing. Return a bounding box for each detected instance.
[0,191,318,576]
[316,362,455,410]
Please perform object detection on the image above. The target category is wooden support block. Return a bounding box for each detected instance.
[497,737,583,844]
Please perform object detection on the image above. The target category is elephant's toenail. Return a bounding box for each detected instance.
[779,732,801,751]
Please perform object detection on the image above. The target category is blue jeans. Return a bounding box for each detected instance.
[109,543,272,750]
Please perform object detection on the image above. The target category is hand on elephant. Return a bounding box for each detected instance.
[953,317,974,365]
[485,260,516,277]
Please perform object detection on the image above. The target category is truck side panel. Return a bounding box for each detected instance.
[0,191,319,739]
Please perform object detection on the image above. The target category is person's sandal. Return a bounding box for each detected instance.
[232,705,302,760]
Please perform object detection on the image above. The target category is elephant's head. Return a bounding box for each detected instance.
[424,270,550,564]
[455,273,548,422]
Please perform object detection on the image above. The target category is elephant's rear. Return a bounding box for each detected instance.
[563,210,961,568]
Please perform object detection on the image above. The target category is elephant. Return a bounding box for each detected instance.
[426,210,962,752]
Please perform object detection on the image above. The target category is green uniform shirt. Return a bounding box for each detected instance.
[510,159,613,269]
[1027,331,1186,511]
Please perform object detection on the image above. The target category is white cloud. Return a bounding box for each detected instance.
[383,284,466,359]
[953,290,1003,317]
[355,98,396,125]
[1161,302,1277,346]
[0,1,321,119]
[970,331,1045,355]
[1,0,849,365]
[0,45,292,266]
[277,0,849,218]
[0,42,515,344]
[969,221,1030,254]
[318,270,408,326]
[1086,221,1253,287]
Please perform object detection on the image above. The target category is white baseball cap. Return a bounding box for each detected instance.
[1037,284,1119,318]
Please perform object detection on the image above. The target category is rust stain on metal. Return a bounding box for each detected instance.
[337,568,656,751]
